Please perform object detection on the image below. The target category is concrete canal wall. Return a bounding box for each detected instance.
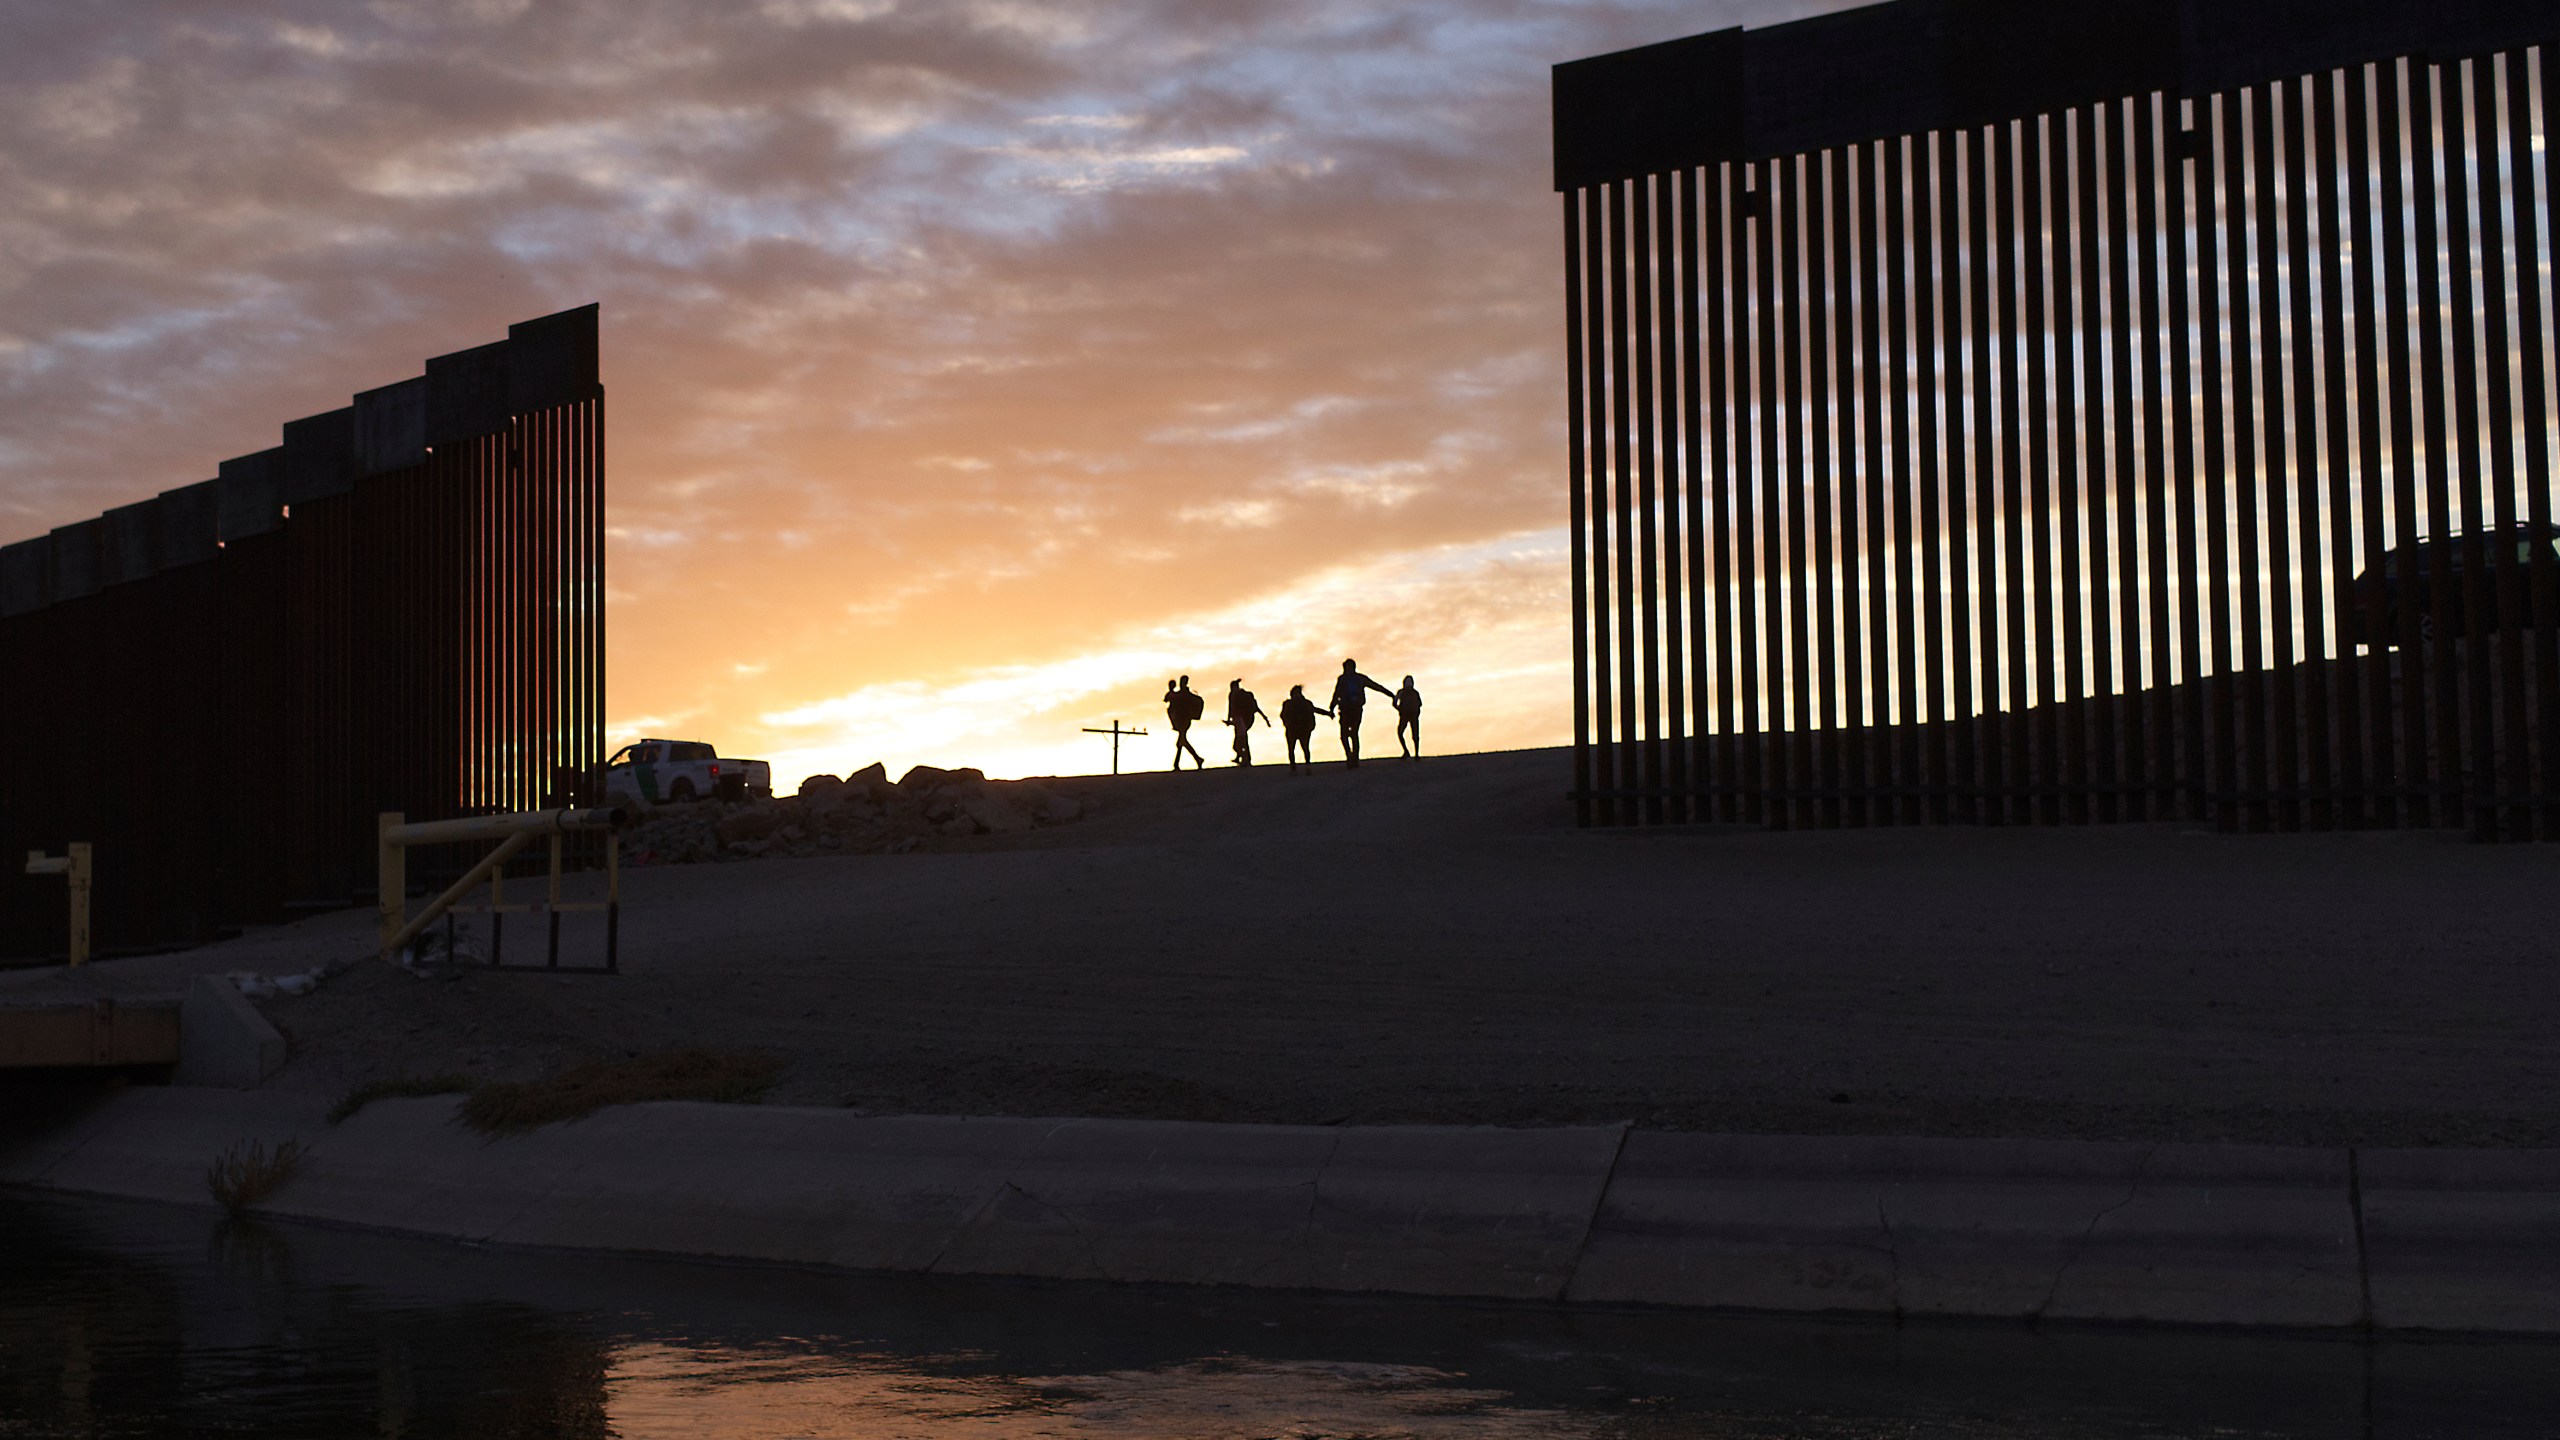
[5,1087,2554,1334]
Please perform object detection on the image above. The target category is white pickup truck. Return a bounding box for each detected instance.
[601,738,773,805]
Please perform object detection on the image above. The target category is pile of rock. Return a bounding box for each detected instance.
[618,762,1088,867]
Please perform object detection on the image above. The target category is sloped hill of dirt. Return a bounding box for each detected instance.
[10,746,2557,1148]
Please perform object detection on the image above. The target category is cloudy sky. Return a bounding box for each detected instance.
[1,0,1840,784]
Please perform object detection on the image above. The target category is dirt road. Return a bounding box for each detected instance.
[11,747,2555,1146]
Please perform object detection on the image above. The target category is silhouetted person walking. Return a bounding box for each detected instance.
[1279,685,1330,773]
[1394,675,1423,759]
[1165,677,1206,770]
[1329,658,1395,768]
[1224,679,1271,766]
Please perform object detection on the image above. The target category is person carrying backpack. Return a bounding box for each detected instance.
[1224,679,1272,766]
[1165,676,1206,770]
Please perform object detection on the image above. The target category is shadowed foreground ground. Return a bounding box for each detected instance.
[10,747,2556,1146]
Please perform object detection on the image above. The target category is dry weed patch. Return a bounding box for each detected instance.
[329,1073,472,1124]
[458,1048,784,1136]
[206,1139,304,1213]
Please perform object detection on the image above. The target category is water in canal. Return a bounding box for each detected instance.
[2,1190,2553,1438]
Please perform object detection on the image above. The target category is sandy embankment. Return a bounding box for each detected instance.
[6,746,2556,1148]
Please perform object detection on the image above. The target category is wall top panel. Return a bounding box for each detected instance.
[425,340,510,447]
[509,303,601,415]
[48,521,100,603]
[156,481,218,569]
[217,448,284,543]
[355,377,427,478]
[1744,0,1947,162]
[101,500,158,587]
[281,407,357,505]
[0,305,600,612]
[1554,0,2560,186]
[0,540,47,618]
[1553,28,1741,191]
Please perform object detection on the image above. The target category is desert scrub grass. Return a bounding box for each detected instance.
[458,1048,785,1136]
[328,1073,472,1124]
[206,1139,304,1214]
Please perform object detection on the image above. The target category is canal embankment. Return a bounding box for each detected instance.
[6,1084,2554,1335]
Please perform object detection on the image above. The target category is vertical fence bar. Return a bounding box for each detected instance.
[1648,167,1689,819]
[2039,112,2079,823]
[1888,135,1926,825]
[2412,61,2465,831]
[2225,86,2271,833]
[2520,46,2560,839]
[1566,194,1594,826]
[1682,167,1712,825]
[1773,157,1807,827]
[2170,101,2211,823]
[1994,120,2031,825]
[1824,146,1860,826]
[1583,186,1616,824]
[2248,81,2297,831]
[1952,128,1984,821]
[1610,181,1642,813]
[1925,131,1966,819]
[1707,166,1739,822]
[2315,69,2370,828]
[2281,77,2335,830]
[1752,161,1783,824]
[2136,94,2176,820]
[1857,140,1894,826]
[2199,94,2241,830]
[2073,102,2112,823]
[1631,177,1664,822]
[1805,150,1841,829]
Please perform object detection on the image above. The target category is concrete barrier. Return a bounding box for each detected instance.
[1566,1133,2362,1327]
[929,1119,1623,1298]
[173,977,286,1089]
[2361,1147,2560,1334]
[2,1088,2551,1333]
[403,1106,1060,1268]
[0,1086,325,1206]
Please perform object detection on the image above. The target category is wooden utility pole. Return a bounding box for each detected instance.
[1080,721,1148,775]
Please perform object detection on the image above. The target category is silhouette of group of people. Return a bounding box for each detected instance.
[1162,659,1422,773]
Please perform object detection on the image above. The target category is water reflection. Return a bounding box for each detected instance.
[607,1348,1588,1438]
[3,1191,2556,1439]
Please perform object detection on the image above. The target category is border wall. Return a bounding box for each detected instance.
[1557,0,2560,836]
[0,306,604,959]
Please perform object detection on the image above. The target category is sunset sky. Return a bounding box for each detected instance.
[1,0,1845,785]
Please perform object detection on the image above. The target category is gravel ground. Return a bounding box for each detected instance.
[8,746,2556,1147]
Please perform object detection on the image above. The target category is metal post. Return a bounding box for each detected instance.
[547,830,562,969]
[378,830,532,960]
[377,811,406,955]
[67,843,89,968]
[24,845,90,967]
[605,832,620,974]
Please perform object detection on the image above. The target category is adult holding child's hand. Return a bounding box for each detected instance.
[1329,658,1396,768]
